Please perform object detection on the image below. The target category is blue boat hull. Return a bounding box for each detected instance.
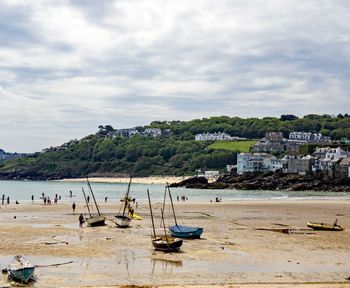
[8,267,35,283]
[169,225,203,239]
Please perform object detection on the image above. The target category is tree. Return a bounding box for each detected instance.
[280,114,298,121]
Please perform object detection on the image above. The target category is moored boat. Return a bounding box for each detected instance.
[115,176,133,228]
[169,225,203,239]
[114,215,131,228]
[147,189,183,252]
[307,221,344,231]
[8,255,35,283]
[152,236,183,252]
[166,185,204,239]
[82,178,105,227]
[86,214,106,227]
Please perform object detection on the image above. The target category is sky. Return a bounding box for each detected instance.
[0,0,349,152]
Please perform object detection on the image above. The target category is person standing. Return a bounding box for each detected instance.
[79,214,85,228]
[31,195,34,202]
[6,196,10,204]
[1,194,4,204]
[87,195,90,203]
[72,202,76,213]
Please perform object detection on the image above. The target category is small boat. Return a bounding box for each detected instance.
[8,255,35,283]
[115,215,131,228]
[169,225,203,239]
[82,178,105,227]
[115,177,132,228]
[166,185,203,239]
[86,214,106,227]
[152,235,183,252]
[307,221,344,231]
[147,189,183,252]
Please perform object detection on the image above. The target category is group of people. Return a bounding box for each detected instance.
[177,195,188,202]
[1,194,10,204]
[40,193,61,205]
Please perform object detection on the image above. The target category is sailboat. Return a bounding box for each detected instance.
[166,185,203,239]
[83,178,106,227]
[114,177,132,228]
[147,189,183,252]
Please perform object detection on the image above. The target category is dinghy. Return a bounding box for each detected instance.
[8,255,35,283]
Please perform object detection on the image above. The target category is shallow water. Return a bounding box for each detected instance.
[1,247,348,287]
[1,180,350,204]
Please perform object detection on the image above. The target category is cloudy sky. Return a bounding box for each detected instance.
[0,0,349,152]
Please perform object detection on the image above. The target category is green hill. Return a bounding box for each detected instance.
[0,114,349,180]
[208,140,257,153]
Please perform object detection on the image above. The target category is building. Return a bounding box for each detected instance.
[143,128,162,137]
[195,132,234,141]
[237,153,283,174]
[282,155,315,174]
[252,132,286,153]
[289,132,331,143]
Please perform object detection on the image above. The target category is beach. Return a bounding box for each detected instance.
[59,176,190,185]
[0,199,349,287]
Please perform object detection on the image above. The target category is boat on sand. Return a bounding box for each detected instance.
[307,220,344,231]
[8,255,35,283]
[83,178,106,226]
[147,189,183,252]
[165,185,203,239]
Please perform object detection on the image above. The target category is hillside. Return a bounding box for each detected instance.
[0,114,349,180]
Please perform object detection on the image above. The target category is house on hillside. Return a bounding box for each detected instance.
[252,132,286,153]
[195,132,232,141]
[312,147,349,177]
[237,153,283,174]
[282,155,315,174]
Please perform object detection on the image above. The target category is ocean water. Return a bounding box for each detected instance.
[0,180,350,203]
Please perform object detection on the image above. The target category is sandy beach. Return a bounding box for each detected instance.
[0,199,349,287]
[59,176,190,185]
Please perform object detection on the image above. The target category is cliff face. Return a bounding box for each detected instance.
[171,173,350,192]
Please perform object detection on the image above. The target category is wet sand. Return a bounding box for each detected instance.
[0,199,349,287]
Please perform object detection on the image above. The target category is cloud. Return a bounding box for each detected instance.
[0,0,350,152]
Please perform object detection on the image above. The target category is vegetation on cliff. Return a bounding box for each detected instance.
[0,114,349,179]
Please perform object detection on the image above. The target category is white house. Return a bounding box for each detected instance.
[195,132,233,141]
[237,152,285,175]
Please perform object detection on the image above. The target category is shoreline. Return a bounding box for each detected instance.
[58,176,190,185]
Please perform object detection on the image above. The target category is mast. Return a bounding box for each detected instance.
[160,208,168,240]
[147,189,156,239]
[122,176,132,217]
[82,187,91,217]
[160,185,167,227]
[167,185,178,226]
[86,177,101,216]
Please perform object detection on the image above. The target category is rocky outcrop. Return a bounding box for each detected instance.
[171,173,350,192]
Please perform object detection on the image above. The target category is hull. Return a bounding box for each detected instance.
[169,225,203,239]
[115,215,131,228]
[86,215,106,227]
[8,256,35,283]
[152,236,183,252]
[307,222,344,231]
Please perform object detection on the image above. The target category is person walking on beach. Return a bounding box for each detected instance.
[1,194,4,204]
[87,195,90,203]
[72,202,76,213]
[31,195,34,202]
[6,196,10,204]
[79,214,85,228]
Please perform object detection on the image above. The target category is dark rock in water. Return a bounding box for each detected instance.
[169,177,208,188]
[170,173,350,192]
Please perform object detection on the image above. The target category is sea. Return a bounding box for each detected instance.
[0,180,350,203]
